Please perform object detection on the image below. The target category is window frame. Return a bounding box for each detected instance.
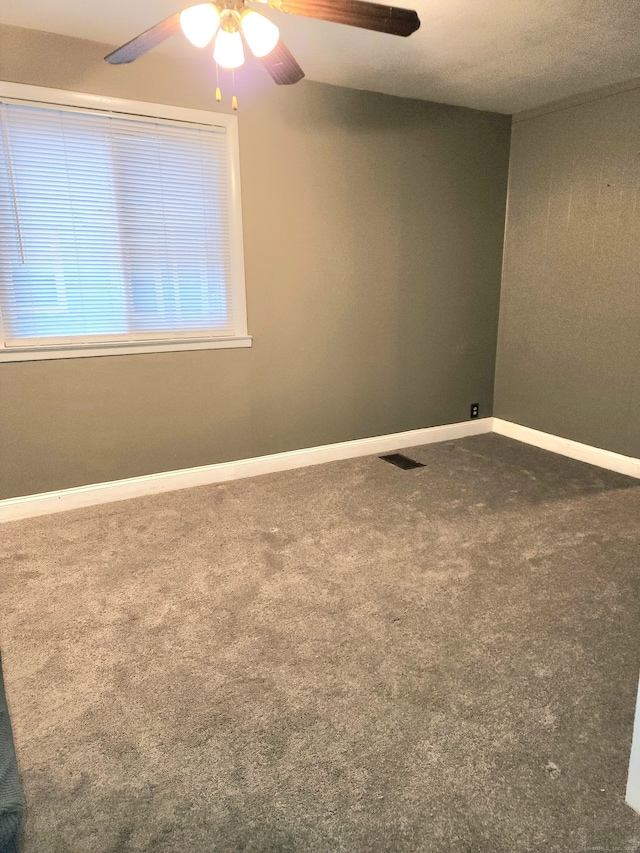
[0,82,251,362]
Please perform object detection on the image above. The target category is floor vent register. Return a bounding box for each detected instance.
[379,453,425,470]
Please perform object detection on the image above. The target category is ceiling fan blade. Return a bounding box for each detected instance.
[105,12,182,64]
[276,0,420,37]
[260,40,305,85]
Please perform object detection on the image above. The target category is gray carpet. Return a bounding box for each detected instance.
[0,433,639,852]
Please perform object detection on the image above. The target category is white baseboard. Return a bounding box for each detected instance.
[0,418,492,523]
[492,418,640,480]
[3,416,638,524]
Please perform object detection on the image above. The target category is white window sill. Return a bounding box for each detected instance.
[0,336,253,362]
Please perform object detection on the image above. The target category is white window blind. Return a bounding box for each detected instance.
[0,91,248,359]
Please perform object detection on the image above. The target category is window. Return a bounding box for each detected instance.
[0,83,250,361]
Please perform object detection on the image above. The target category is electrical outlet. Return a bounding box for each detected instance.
[470,403,479,419]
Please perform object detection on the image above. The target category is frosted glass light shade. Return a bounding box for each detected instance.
[213,29,245,69]
[241,10,280,58]
[180,4,221,48]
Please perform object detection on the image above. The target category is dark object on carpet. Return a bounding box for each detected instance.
[0,654,23,853]
[379,452,425,469]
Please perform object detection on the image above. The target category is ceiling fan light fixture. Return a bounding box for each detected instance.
[213,28,245,69]
[241,10,280,58]
[180,3,221,49]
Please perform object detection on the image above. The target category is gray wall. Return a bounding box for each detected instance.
[0,26,510,499]
[494,85,640,458]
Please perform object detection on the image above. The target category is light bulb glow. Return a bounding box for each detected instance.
[213,29,245,69]
[180,4,220,49]
[241,10,280,58]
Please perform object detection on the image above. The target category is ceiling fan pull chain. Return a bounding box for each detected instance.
[232,68,238,111]
[215,61,222,103]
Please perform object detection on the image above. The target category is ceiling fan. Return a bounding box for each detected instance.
[105,0,421,91]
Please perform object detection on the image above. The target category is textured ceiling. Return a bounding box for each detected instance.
[1,0,639,113]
